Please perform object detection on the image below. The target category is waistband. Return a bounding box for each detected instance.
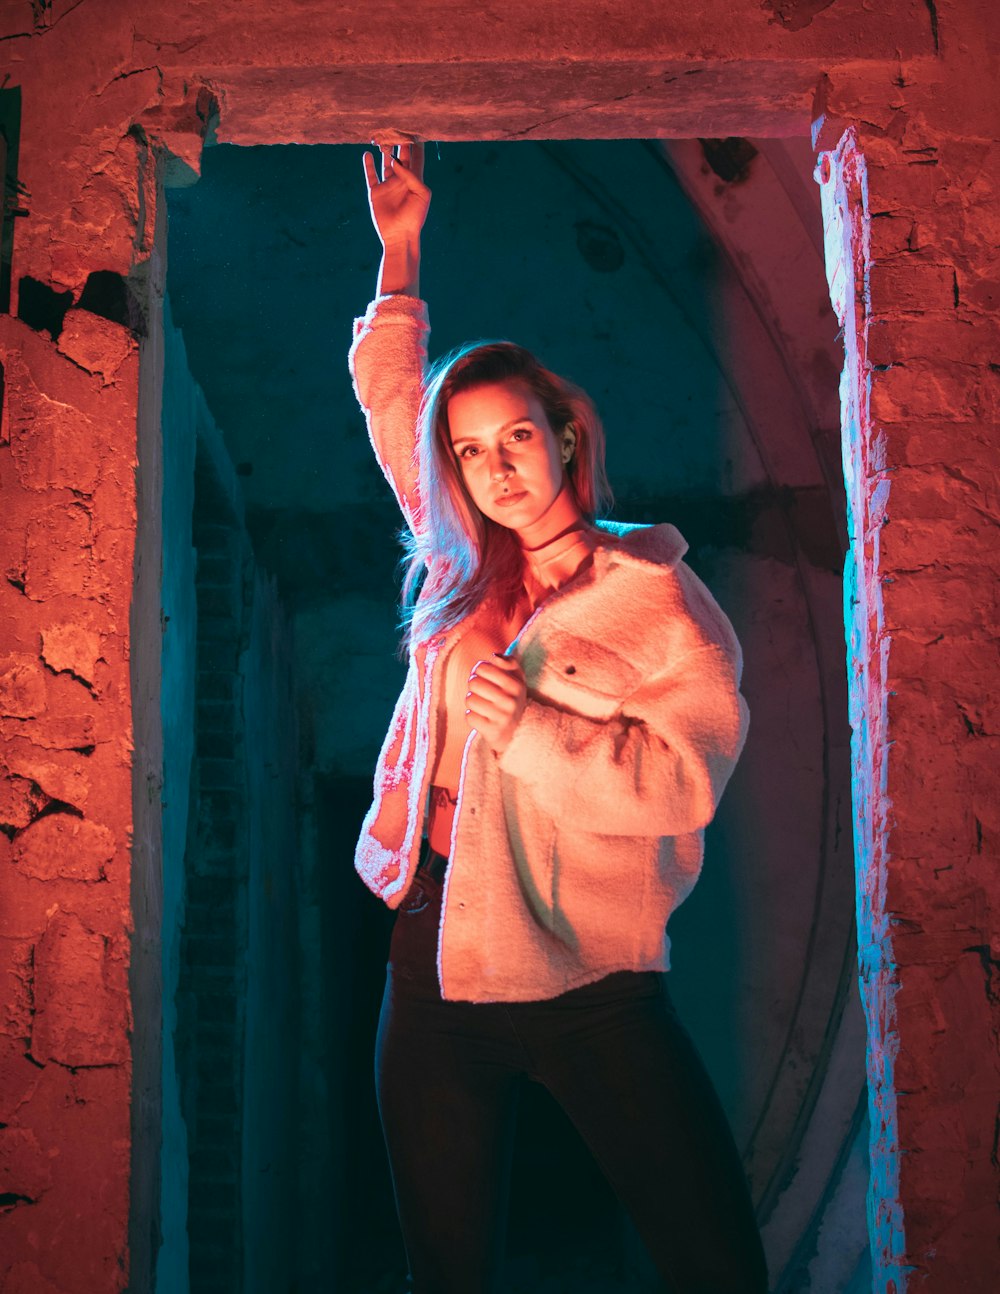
[417,841,449,883]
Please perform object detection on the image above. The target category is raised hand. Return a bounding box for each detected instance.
[362,141,431,251]
[465,654,528,754]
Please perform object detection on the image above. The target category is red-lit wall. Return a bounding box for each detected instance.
[1,2,996,1290]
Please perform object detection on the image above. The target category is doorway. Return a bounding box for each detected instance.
[158,135,862,1291]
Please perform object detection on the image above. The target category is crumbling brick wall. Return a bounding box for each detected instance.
[0,302,140,1293]
[815,57,1000,1287]
[1,1,997,1290]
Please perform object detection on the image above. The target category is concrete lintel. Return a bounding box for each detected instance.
[204,59,838,145]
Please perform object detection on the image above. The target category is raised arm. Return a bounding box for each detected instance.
[350,142,432,531]
[363,141,430,297]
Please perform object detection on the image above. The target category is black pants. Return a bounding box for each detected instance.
[374,852,769,1294]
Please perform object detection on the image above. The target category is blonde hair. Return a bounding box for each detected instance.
[400,341,613,647]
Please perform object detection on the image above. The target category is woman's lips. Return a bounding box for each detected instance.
[494,491,527,507]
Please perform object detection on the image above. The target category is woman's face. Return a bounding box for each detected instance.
[446,380,569,533]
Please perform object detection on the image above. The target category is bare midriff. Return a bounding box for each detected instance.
[426,597,529,859]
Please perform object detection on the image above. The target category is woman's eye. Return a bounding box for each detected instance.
[510,429,531,442]
[458,446,479,459]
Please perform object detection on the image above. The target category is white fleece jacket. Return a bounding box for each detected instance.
[349,294,749,1003]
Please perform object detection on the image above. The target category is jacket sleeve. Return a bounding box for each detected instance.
[497,639,749,840]
[348,294,430,534]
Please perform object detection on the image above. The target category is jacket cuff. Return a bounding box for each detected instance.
[352,293,430,340]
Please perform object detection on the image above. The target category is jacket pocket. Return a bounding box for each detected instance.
[520,629,641,720]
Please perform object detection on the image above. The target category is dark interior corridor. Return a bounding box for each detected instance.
[159,137,862,1292]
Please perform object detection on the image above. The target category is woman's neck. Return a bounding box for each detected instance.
[516,484,597,600]
[514,479,583,552]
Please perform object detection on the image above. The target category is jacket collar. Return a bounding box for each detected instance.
[592,521,689,576]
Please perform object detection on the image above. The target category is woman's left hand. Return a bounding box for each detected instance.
[466,655,527,754]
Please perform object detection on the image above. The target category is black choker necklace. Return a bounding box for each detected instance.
[519,521,588,554]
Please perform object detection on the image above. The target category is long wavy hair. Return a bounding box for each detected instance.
[400,340,613,648]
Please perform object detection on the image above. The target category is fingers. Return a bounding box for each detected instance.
[464,656,526,754]
[467,679,515,713]
[368,139,428,190]
[485,652,524,674]
[408,141,425,183]
[468,658,524,697]
[387,141,424,177]
[362,149,378,194]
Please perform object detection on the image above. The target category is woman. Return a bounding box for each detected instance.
[350,141,769,1294]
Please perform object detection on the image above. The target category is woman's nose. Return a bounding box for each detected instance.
[489,448,512,480]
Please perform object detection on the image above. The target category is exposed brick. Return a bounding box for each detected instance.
[56,310,135,381]
[865,156,950,210]
[867,316,1000,367]
[196,671,240,702]
[0,712,96,752]
[193,522,237,555]
[0,775,47,830]
[200,822,242,859]
[870,361,995,423]
[188,1179,239,1215]
[186,875,238,908]
[40,623,103,687]
[189,1251,240,1281]
[868,259,957,313]
[197,757,240,791]
[0,1263,65,1294]
[4,362,105,495]
[869,212,918,260]
[196,1110,241,1138]
[0,1125,54,1201]
[3,753,90,812]
[961,274,1000,313]
[12,813,116,882]
[186,937,239,969]
[195,1021,238,1053]
[196,698,237,731]
[881,568,999,636]
[196,584,240,619]
[195,554,234,584]
[30,912,129,1067]
[197,614,238,643]
[187,908,239,940]
[0,655,47,719]
[0,939,35,1038]
[197,789,242,819]
[196,729,237,760]
[191,1077,240,1115]
[190,1145,239,1177]
[197,640,241,673]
